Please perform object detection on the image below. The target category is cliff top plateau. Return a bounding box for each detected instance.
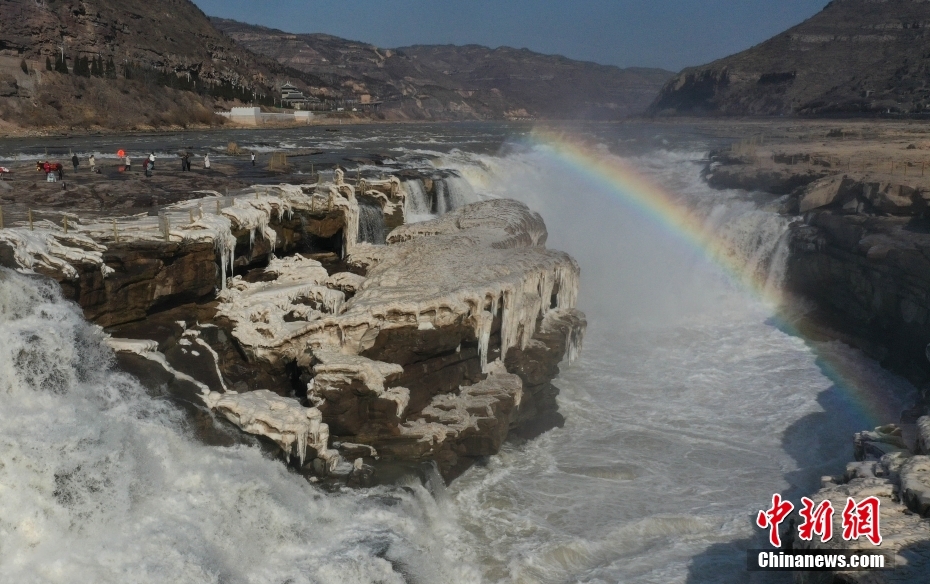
[650,0,930,118]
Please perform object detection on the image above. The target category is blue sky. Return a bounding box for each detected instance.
[193,0,827,71]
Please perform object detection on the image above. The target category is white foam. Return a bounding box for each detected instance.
[0,266,483,583]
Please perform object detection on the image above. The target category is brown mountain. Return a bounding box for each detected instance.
[649,0,930,117]
[0,0,309,131]
[211,18,674,120]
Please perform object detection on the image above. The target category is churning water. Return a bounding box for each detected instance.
[0,124,917,583]
[357,199,387,244]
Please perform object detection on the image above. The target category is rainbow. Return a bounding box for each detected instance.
[526,127,903,428]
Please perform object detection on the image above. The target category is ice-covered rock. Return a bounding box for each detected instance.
[916,416,930,455]
[209,199,582,473]
[386,366,524,467]
[1,186,585,476]
[855,424,908,460]
[203,389,338,468]
[901,456,930,516]
[324,271,367,295]
[796,429,930,582]
[304,349,410,435]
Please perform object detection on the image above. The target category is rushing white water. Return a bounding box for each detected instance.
[436,145,916,583]
[357,199,387,244]
[0,269,481,584]
[403,179,433,221]
[435,176,480,215]
[0,131,918,584]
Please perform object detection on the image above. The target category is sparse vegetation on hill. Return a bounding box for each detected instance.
[650,0,930,117]
[0,0,312,132]
[212,17,675,121]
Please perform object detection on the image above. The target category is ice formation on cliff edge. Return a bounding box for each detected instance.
[307,349,410,418]
[0,185,584,471]
[209,198,584,465]
[203,389,340,469]
[397,361,523,452]
[0,181,361,288]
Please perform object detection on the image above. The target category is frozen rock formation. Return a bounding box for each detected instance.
[203,389,339,469]
[0,182,585,477]
[213,198,584,473]
[0,182,359,326]
[796,422,930,582]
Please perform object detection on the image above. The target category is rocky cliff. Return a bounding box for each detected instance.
[0,0,316,131]
[649,0,930,117]
[211,18,674,121]
[790,423,930,581]
[704,131,930,385]
[0,173,585,482]
[704,124,930,581]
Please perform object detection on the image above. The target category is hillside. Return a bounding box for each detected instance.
[649,0,930,117]
[211,18,674,121]
[0,0,310,132]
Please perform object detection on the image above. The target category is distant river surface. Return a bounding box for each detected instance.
[0,123,916,583]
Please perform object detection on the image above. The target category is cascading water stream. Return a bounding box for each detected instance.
[434,144,915,583]
[0,267,481,583]
[403,179,432,218]
[357,199,387,244]
[434,175,479,215]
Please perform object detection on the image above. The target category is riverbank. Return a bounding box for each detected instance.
[706,120,930,582]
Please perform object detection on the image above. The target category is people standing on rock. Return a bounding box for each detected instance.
[149,152,156,170]
[251,152,256,166]
[89,154,96,173]
[71,153,79,172]
[181,152,190,171]
[203,153,211,169]
[125,154,131,171]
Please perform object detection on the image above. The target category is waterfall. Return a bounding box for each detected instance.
[404,180,432,214]
[434,175,478,215]
[0,267,480,582]
[444,176,478,210]
[434,179,448,215]
[403,179,436,223]
[357,199,386,244]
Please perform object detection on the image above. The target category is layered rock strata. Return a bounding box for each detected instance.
[705,145,930,388]
[705,135,930,579]
[0,178,584,479]
[793,422,930,582]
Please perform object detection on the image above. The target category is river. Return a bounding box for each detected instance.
[0,122,916,583]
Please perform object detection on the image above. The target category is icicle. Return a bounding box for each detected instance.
[499,287,514,361]
[476,310,493,372]
[220,250,227,290]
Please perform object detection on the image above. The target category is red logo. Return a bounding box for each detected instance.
[842,496,882,545]
[756,494,795,547]
[756,495,882,547]
[797,497,834,543]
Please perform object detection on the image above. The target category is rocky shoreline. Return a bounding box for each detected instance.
[0,165,585,485]
[705,123,930,581]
